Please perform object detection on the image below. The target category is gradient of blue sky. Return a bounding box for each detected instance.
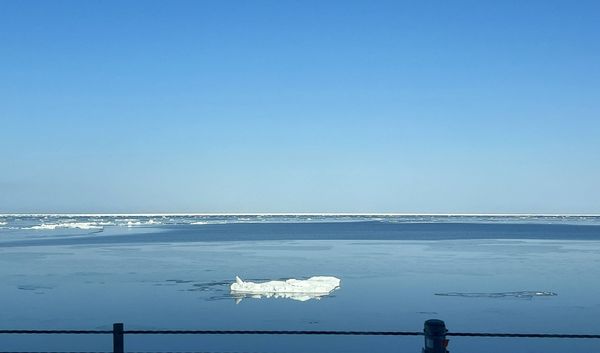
[1,0,599,213]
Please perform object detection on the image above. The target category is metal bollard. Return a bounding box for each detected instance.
[113,323,124,353]
[422,319,449,353]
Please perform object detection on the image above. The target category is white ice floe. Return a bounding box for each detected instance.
[230,276,341,301]
[27,222,103,230]
[126,219,161,227]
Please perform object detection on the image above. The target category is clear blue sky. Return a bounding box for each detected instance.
[1,0,599,214]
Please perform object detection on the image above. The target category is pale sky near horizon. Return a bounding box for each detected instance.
[1,0,599,214]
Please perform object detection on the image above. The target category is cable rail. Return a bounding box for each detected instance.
[2,329,599,338]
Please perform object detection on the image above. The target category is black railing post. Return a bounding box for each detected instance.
[422,319,448,353]
[113,323,124,353]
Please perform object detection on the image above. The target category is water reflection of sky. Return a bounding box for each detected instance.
[0,237,599,352]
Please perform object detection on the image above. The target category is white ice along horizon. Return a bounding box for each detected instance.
[230,276,341,302]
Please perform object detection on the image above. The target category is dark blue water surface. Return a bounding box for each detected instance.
[3,221,600,247]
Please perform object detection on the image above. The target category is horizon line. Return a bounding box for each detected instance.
[1,213,600,217]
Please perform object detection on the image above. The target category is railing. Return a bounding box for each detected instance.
[1,319,600,353]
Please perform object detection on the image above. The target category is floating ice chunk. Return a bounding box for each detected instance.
[230,276,340,301]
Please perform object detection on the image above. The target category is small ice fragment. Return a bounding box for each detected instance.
[434,291,557,298]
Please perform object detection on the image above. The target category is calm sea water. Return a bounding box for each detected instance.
[1,215,599,352]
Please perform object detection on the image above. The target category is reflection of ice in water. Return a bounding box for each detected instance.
[232,292,330,303]
[230,276,341,302]
[435,291,557,298]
